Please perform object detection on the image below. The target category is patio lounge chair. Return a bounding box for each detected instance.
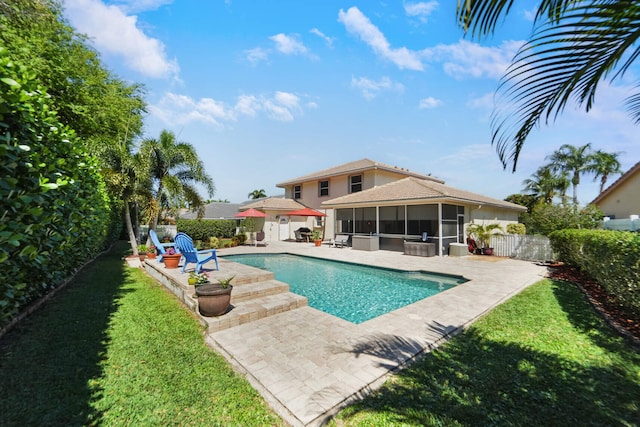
[174,232,219,274]
[149,229,176,262]
[332,234,349,248]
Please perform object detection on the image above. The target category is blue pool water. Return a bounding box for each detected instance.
[223,254,466,324]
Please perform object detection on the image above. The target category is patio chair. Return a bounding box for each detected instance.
[174,232,219,274]
[332,234,349,248]
[149,229,176,262]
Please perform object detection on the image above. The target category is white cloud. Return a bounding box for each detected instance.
[422,39,522,80]
[419,97,442,109]
[64,0,179,79]
[338,6,423,71]
[149,91,305,125]
[245,47,269,65]
[467,92,495,109]
[523,6,537,22]
[404,1,439,23]
[106,0,173,14]
[270,33,309,55]
[310,28,335,47]
[351,76,404,100]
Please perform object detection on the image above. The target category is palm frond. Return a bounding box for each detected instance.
[457,0,578,37]
[492,1,640,170]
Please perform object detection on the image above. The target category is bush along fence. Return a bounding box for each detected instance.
[549,229,640,317]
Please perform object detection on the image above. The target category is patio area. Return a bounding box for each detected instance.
[142,240,547,427]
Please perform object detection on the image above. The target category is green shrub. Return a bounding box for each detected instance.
[523,204,603,235]
[549,229,640,316]
[0,48,112,327]
[176,219,236,241]
[507,223,526,235]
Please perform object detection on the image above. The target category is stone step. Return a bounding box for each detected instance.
[202,292,308,333]
[230,279,291,303]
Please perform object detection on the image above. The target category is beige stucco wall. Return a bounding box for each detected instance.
[595,171,640,219]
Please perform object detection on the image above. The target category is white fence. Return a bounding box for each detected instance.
[490,234,554,261]
[603,218,640,232]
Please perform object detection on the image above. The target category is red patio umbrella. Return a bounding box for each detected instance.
[234,208,267,218]
[284,207,326,217]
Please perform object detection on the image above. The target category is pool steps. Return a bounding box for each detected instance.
[142,257,308,332]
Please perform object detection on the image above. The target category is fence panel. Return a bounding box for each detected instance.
[491,234,554,261]
[603,218,640,232]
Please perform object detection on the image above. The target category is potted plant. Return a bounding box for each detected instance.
[137,244,148,261]
[311,229,323,247]
[195,276,235,316]
[162,247,181,268]
[188,271,209,286]
[466,223,503,255]
[147,245,157,260]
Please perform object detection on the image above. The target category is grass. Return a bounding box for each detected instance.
[332,279,640,426]
[0,241,284,426]
[3,243,640,426]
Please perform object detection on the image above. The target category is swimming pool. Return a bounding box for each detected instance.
[222,253,466,324]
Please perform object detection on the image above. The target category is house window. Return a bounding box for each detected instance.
[293,185,301,199]
[350,175,362,193]
[319,180,329,197]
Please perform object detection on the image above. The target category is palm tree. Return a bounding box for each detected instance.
[522,166,559,205]
[140,130,215,229]
[546,143,596,206]
[456,1,640,171]
[591,150,623,193]
[248,189,267,199]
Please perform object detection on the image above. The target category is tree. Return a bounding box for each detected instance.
[546,143,596,206]
[456,1,640,171]
[591,150,622,193]
[140,130,215,229]
[522,166,560,205]
[248,189,267,199]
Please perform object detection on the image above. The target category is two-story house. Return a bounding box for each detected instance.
[252,158,525,254]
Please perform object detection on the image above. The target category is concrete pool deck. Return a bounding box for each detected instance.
[143,241,547,426]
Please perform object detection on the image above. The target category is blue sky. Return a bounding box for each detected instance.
[63,0,639,205]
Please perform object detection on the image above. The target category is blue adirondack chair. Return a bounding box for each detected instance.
[174,232,219,274]
[149,229,177,262]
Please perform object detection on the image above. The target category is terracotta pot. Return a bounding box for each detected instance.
[147,253,157,260]
[314,240,322,247]
[196,284,233,316]
[163,253,181,269]
[138,254,146,261]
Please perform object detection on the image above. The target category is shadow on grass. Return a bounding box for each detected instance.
[339,287,640,425]
[0,241,133,426]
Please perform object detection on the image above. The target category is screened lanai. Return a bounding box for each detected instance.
[322,177,526,256]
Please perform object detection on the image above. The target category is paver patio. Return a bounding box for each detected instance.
[143,241,547,426]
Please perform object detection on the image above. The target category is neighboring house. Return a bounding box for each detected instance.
[180,202,242,220]
[277,158,526,254]
[237,196,308,242]
[591,161,640,219]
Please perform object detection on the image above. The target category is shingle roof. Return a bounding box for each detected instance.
[591,161,640,204]
[180,202,241,220]
[321,177,527,211]
[241,197,306,211]
[276,158,444,187]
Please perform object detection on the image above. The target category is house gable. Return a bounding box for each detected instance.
[592,161,640,218]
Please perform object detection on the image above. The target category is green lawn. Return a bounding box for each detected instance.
[0,241,284,426]
[2,242,639,426]
[332,279,640,426]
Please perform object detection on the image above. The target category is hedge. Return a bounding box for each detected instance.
[0,48,113,328]
[549,229,640,316]
[176,219,237,241]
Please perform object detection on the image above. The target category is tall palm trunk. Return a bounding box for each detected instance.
[124,201,138,255]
